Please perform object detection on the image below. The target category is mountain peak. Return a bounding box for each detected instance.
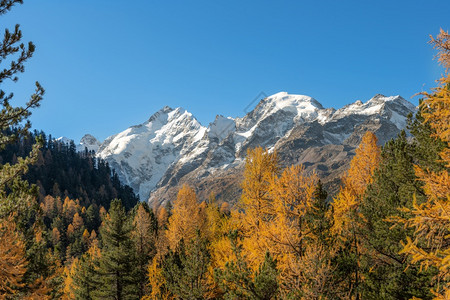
[267,92,323,108]
[371,93,386,100]
[78,134,101,152]
[148,106,175,122]
[367,94,416,111]
[93,92,417,203]
[250,92,324,125]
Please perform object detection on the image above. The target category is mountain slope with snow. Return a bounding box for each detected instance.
[96,106,206,200]
[89,92,416,205]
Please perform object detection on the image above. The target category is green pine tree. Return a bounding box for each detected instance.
[95,199,138,300]
[70,249,100,300]
[162,232,212,299]
[306,180,332,247]
[407,107,447,173]
[359,130,436,299]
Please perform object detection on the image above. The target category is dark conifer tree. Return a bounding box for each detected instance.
[307,180,332,246]
[70,250,99,300]
[162,232,212,299]
[95,199,138,300]
[359,130,436,299]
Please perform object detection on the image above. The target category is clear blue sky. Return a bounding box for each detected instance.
[2,0,449,142]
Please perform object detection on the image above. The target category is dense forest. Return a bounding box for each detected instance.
[0,0,449,299]
[1,129,138,210]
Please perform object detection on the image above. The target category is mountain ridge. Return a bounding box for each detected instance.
[60,92,417,205]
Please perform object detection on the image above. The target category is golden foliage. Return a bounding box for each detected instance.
[41,195,62,218]
[67,224,74,237]
[391,31,450,299]
[72,212,84,231]
[240,147,279,222]
[265,165,318,282]
[296,244,335,300]
[145,258,172,300]
[82,229,90,245]
[99,206,107,218]
[206,202,237,271]
[166,185,205,250]
[239,147,279,269]
[63,197,79,220]
[342,131,381,197]
[0,215,27,296]
[219,202,230,214]
[430,29,450,71]
[157,206,169,229]
[331,131,381,239]
[62,259,77,300]
[133,204,155,252]
[327,132,381,299]
[237,147,330,296]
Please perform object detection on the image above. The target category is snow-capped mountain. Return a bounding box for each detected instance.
[55,134,101,153]
[96,106,206,200]
[77,134,101,152]
[56,136,73,145]
[91,92,416,204]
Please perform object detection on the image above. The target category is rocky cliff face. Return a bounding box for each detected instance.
[92,92,416,205]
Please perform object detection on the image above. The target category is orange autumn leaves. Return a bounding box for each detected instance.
[0,215,27,296]
[331,132,381,240]
[239,148,320,283]
[150,133,382,298]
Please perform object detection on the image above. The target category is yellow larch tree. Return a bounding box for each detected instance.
[63,197,78,220]
[0,215,27,297]
[82,229,90,245]
[166,184,206,250]
[72,212,84,231]
[228,147,333,297]
[265,164,318,290]
[157,206,169,229]
[133,204,156,256]
[133,203,157,299]
[331,131,381,239]
[296,243,335,300]
[394,30,450,299]
[66,224,75,238]
[145,257,171,300]
[63,245,101,300]
[62,259,76,300]
[331,131,381,299]
[239,147,279,269]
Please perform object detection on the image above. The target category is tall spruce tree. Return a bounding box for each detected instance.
[306,180,332,247]
[359,131,435,299]
[95,199,138,300]
[70,246,100,300]
[162,232,212,299]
